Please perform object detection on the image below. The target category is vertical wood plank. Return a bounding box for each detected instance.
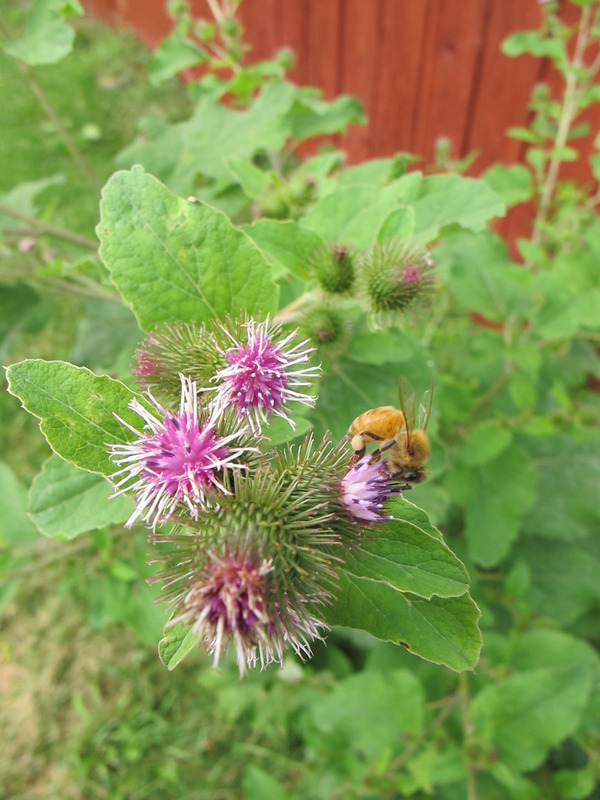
[369,1,428,158]
[113,0,173,45]
[337,0,381,163]
[465,0,544,172]
[409,0,488,163]
[274,1,309,84]
[238,0,279,65]
[305,0,342,98]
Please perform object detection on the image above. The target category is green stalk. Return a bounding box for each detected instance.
[532,5,593,244]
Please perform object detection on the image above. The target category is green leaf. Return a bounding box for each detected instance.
[5,359,143,477]
[148,29,206,86]
[337,157,404,188]
[28,455,133,539]
[501,31,566,62]
[3,0,83,66]
[445,446,537,568]
[286,90,365,141]
[327,578,481,672]
[554,768,596,800]
[0,175,65,225]
[471,630,598,772]
[388,495,444,541]
[158,622,199,670]
[0,282,42,362]
[70,298,142,371]
[439,231,532,322]
[0,462,40,545]
[483,164,534,207]
[346,329,425,367]
[97,168,278,330]
[515,537,600,625]
[300,181,410,249]
[226,157,273,199]
[116,81,297,194]
[241,219,324,280]
[343,516,470,600]
[402,175,506,243]
[458,423,513,466]
[508,126,541,144]
[523,432,600,541]
[308,669,424,758]
[376,207,416,242]
[243,767,297,800]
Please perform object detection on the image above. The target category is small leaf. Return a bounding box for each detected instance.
[0,462,40,545]
[300,183,406,249]
[377,207,416,242]
[3,0,83,66]
[5,359,144,477]
[227,157,274,199]
[97,168,278,330]
[405,175,506,243]
[458,423,513,466]
[471,631,598,772]
[501,31,566,62]
[308,669,424,758]
[446,446,537,568]
[327,579,481,672]
[241,219,324,280]
[158,622,199,670]
[516,537,600,625]
[148,29,207,86]
[523,431,600,541]
[343,517,470,600]
[483,164,534,206]
[28,455,132,539]
[287,90,365,141]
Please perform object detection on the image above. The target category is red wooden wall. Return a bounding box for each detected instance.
[84,0,600,243]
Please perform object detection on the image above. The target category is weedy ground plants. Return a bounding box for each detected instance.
[1,0,600,798]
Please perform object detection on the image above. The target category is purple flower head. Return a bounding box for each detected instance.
[171,552,327,675]
[211,317,320,431]
[403,265,422,285]
[340,454,405,523]
[109,374,254,529]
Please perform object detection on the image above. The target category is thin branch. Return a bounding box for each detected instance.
[532,6,593,244]
[0,202,98,250]
[460,672,478,800]
[18,62,100,190]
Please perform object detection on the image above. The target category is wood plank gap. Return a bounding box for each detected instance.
[409,0,436,154]
[460,0,494,157]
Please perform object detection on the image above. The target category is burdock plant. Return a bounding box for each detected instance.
[6,167,482,679]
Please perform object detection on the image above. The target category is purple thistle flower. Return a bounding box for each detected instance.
[211,317,320,431]
[340,454,405,523]
[109,375,253,529]
[171,552,327,675]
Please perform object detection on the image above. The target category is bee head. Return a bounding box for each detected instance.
[393,466,427,484]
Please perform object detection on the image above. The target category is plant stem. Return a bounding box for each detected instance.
[460,672,478,800]
[18,62,100,190]
[0,202,98,250]
[273,293,314,325]
[532,6,592,244]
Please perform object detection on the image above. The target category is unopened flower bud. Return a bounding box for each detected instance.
[310,243,356,295]
[299,304,346,352]
[362,240,434,322]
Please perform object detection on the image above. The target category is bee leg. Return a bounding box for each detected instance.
[378,439,396,453]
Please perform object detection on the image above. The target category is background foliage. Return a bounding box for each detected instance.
[1,0,600,798]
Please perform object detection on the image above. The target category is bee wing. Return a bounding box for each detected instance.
[418,380,434,431]
[397,376,417,447]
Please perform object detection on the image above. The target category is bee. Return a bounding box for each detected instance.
[348,378,433,483]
